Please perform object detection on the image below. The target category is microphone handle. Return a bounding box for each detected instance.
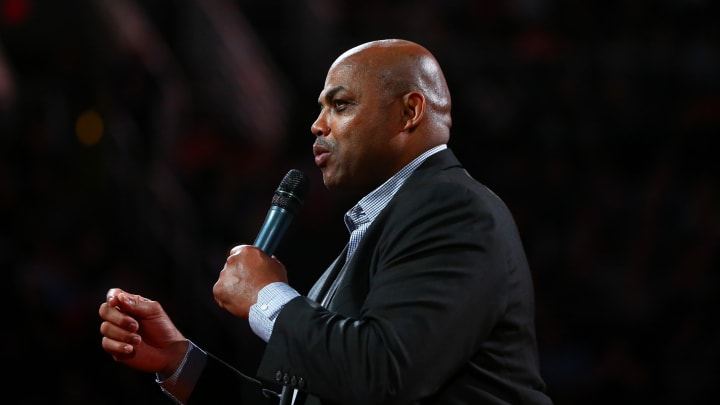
[253,206,294,256]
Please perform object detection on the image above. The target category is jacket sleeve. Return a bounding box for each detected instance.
[187,351,278,405]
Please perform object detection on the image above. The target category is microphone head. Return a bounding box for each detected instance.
[272,169,310,215]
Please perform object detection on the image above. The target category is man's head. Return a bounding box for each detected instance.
[311,39,452,193]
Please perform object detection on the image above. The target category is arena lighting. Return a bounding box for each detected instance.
[0,0,32,26]
[75,109,104,146]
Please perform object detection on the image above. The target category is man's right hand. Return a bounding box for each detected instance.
[99,288,189,377]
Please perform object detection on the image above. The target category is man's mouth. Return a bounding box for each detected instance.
[313,143,330,167]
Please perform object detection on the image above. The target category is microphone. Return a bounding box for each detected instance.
[253,169,310,255]
[255,169,309,405]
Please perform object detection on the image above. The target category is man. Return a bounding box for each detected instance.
[99,39,553,404]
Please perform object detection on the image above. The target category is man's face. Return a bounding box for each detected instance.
[311,61,404,193]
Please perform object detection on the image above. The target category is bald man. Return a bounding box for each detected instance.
[99,39,553,405]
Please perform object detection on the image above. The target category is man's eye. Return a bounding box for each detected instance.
[333,100,348,110]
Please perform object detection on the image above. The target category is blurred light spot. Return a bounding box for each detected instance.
[1,0,32,26]
[75,110,104,146]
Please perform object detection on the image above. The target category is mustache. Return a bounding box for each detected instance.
[313,138,334,150]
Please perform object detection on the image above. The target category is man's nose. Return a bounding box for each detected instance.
[311,110,328,136]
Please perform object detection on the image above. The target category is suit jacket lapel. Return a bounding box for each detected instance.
[307,244,348,303]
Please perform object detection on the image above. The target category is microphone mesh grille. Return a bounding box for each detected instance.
[272,169,310,214]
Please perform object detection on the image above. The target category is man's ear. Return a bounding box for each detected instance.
[402,92,425,132]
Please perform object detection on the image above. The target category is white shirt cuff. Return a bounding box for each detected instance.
[249,282,300,342]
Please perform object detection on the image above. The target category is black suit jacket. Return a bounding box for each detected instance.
[189,149,552,405]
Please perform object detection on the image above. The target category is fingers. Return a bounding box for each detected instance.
[109,292,156,318]
[99,305,141,356]
[99,299,149,357]
[106,288,153,305]
[228,244,248,256]
[99,301,138,330]
[99,290,147,356]
[106,287,122,303]
[100,328,139,355]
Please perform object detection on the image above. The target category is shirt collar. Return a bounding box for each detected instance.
[344,144,447,232]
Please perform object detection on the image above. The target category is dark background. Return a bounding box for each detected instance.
[1,0,718,404]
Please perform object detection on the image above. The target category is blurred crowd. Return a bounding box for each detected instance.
[1,0,718,404]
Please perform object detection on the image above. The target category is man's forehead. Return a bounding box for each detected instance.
[326,60,361,80]
[319,63,362,94]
